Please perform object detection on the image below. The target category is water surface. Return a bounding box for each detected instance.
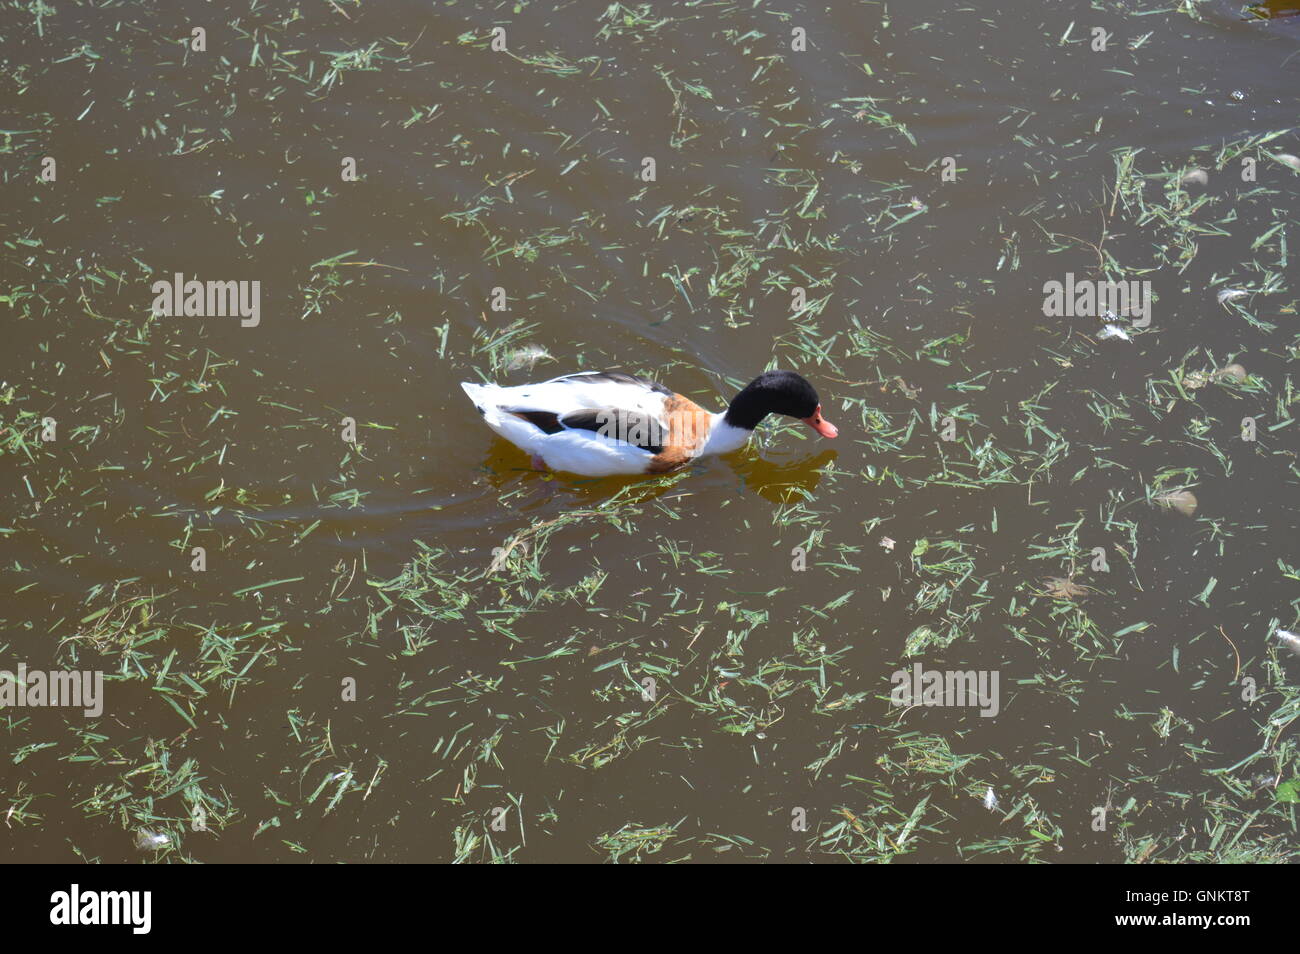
[2,0,1298,862]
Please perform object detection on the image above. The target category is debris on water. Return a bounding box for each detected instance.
[1042,577,1090,600]
[1098,323,1131,341]
[503,344,553,372]
[1230,90,1246,102]
[1247,1,1300,19]
[982,787,999,811]
[1275,629,1300,656]
[1217,288,1248,304]
[134,829,170,851]
[879,536,896,552]
[1248,772,1277,795]
[1274,153,1300,172]
[884,376,920,399]
[488,539,528,574]
[1153,489,1198,517]
[1184,363,1247,390]
[1180,167,1209,187]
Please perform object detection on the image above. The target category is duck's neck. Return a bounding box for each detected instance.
[722,385,773,432]
[702,413,752,455]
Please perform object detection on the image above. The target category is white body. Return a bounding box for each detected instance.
[460,373,751,476]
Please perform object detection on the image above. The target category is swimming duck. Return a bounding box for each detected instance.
[460,369,838,477]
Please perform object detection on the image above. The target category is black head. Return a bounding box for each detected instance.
[723,370,838,437]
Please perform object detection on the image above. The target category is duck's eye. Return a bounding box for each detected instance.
[800,405,838,438]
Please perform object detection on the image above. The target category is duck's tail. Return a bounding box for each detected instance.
[460,381,494,416]
[460,381,547,455]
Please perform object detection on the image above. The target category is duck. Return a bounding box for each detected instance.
[460,369,837,477]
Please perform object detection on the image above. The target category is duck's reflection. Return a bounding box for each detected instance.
[727,447,839,503]
[473,438,838,506]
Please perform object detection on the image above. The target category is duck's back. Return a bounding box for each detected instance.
[477,371,673,419]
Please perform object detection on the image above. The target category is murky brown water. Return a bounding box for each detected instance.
[3,0,1298,863]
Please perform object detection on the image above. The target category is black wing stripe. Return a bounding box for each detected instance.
[508,409,564,434]
[560,407,665,454]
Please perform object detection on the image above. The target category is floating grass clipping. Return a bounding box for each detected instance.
[1040,577,1093,600]
[1152,488,1198,517]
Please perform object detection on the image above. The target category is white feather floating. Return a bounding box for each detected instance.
[134,829,171,850]
[1275,629,1300,656]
